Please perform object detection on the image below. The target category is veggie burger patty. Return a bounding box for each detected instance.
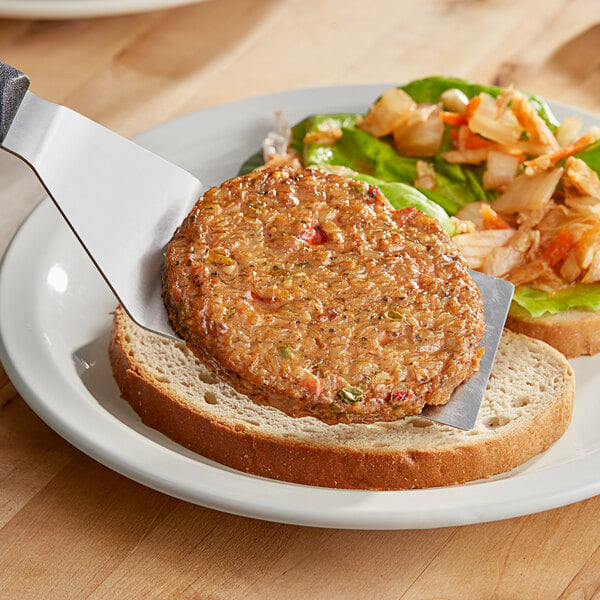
[163,166,485,424]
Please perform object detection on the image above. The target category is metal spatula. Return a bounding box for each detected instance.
[0,61,202,339]
[0,61,514,430]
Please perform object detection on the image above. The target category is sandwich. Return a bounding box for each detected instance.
[109,165,575,490]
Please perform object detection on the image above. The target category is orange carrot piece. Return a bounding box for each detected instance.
[480,203,512,230]
[442,96,482,132]
[441,111,468,127]
[541,227,575,267]
[465,95,482,119]
[524,133,596,169]
[450,127,495,150]
[465,132,495,150]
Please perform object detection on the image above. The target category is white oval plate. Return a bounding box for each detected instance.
[1,85,599,530]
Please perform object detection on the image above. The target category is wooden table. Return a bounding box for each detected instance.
[1,0,599,597]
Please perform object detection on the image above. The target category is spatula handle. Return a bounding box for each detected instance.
[0,61,30,143]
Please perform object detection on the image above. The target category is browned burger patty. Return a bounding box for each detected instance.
[163,166,485,424]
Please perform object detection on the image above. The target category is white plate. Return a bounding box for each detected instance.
[1,85,600,530]
[0,0,203,19]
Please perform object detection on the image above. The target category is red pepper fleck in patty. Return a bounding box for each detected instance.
[300,224,328,245]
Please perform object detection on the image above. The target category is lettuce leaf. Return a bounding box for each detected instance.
[238,150,264,175]
[575,139,600,174]
[299,114,483,214]
[512,284,600,318]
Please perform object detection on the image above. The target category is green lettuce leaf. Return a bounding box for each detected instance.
[575,139,600,174]
[512,284,600,318]
[238,150,264,175]
[299,114,484,214]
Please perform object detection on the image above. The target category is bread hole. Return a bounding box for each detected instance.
[377,422,400,430]
[484,415,510,430]
[198,371,219,385]
[204,391,218,405]
[411,418,433,428]
[513,396,530,408]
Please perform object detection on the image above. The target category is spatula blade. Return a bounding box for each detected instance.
[421,271,514,430]
[2,91,203,338]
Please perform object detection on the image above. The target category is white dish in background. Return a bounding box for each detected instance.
[1,85,599,530]
[0,0,202,19]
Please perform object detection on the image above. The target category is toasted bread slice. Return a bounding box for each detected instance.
[109,306,575,490]
[507,303,600,359]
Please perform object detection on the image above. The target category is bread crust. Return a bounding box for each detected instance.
[507,303,600,359]
[109,307,575,490]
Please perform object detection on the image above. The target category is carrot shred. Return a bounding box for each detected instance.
[441,96,481,130]
[465,95,482,119]
[541,227,575,267]
[466,133,495,150]
[450,127,495,150]
[524,133,596,170]
[480,204,512,230]
[441,111,468,127]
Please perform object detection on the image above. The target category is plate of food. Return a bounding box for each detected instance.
[1,79,599,529]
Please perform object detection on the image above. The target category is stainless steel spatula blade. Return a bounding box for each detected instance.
[422,271,514,430]
[0,62,202,338]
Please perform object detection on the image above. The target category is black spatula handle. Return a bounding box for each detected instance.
[0,61,30,143]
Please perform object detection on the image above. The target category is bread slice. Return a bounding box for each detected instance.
[507,303,600,359]
[109,305,575,490]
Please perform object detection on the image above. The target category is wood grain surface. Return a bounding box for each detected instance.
[1,0,600,597]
